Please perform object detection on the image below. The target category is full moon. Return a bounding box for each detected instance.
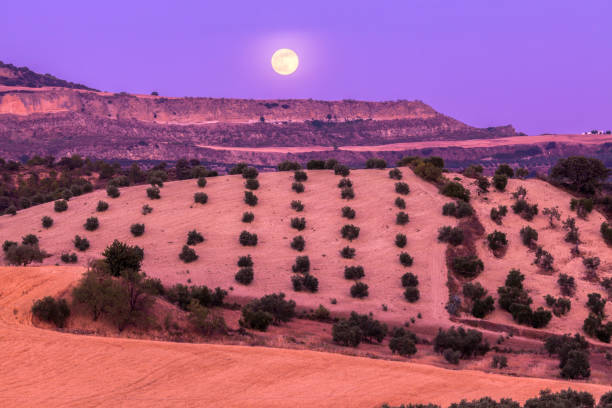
[271,48,299,75]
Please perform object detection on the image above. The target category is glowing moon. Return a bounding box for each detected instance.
[271,48,299,75]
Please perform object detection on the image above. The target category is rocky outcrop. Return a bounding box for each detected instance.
[0,62,97,91]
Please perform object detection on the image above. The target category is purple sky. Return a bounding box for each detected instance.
[1,1,611,135]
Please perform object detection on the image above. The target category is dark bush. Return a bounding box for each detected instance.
[242,211,255,223]
[487,230,508,252]
[404,287,420,303]
[399,252,414,267]
[512,199,538,221]
[290,217,306,231]
[229,162,249,175]
[187,230,204,246]
[341,224,360,241]
[389,334,417,357]
[444,349,461,364]
[338,178,352,188]
[95,200,109,212]
[194,192,208,204]
[490,205,508,225]
[235,267,254,285]
[350,282,369,298]
[601,222,612,245]
[146,186,161,199]
[401,272,419,288]
[4,244,48,266]
[544,333,591,380]
[141,204,153,215]
[239,231,258,246]
[366,157,387,169]
[520,226,538,248]
[292,182,305,193]
[277,161,301,171]
[292,274,319,293]
[534,246,554,271]
[334,164,350,177]
[332,319,362,347]
[344,265,365,280]
[550,156,609,194]
[102,240,144,276]
[290,235,305,251]
[441,182,470,202]
[245,178,259,190]
[240,308,273,331]
[242,293,296,326]
[60,252,78,263]
[395,233,407,248]
[292,255,310,273]
[290,200,304,211]
[31,296,70,328]
[434,326,489,360]
[179,245,198,263]
[21,234,38,246]
[54,199,68,212]
[463,164,484,178]
[570,198,594,219]
[106,185,120,198]
[242,166,259,179]
[341,186,355,200]
[396,211,410,225]
[341,206,356,219]
[41,216,53,228]
[452,255,484,278]
[294,170,308,182]
[586,293,606,318]
[324,159,338,170]
[340,246,355,259]
[477,176,490,193]
[197,177,207,188]
[130,223,145,237]
[244,191,258,206]
[493,174,508,191]
[307,159,325,170]
[495,164,515,178]
[83,217,99,231]
[438,226,463,246]
[238,255,253,267]
[442,201,474,218]
[472,296,495,318]
[395,182,410,195]
[388,168,402,180]
[73,235,90,251]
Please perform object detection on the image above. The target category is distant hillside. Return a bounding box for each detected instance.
[0,61,97,91]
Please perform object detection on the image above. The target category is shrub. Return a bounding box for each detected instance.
[186,230,204,246]
[54,199,68,212]
[350,282,369,298]
[550,156,609,194]
[245,178,259,190]
[4,244,48,266]
[434,326,489,360]
[441,182,470,202]
[294,170,308,182]
[241,293,296,326]
[389,334,417,357]
[130,223,145,237]
[242,166,259,179]
[237,255,253,267]
[60,252,78,263]
[395,182,410,195]
[477,176,490,193]
[101,240,144,276]
[239,231,258,246]
[324,159,339,170]
[240,308,273,331]
[334,164,350,177]
[395,197,406,209]
[452,256,484,278]
[290,217,306,231]
[194,192,208,204]
[313,305,331,321]
[512,186,528,200]
[106,185,120,198]
[341,186,355,199]
[414,160,443,182]
[146,186,161,199]
[562,217,580,244]
[344,265,365,280]
[292,274,319,292]
[96,200,109,212]
[472,296,495,318]
[340,246,355,259]
[197,177,207,188]
[141,204,153,215]
[244,191,258,206]
[442,201,474,218]
[399,252,414,267]
[332,319,362,347]
[404,287,420,303]
[290,200,304,211]
[388,168,402,180]
[554,274,576,297]
[235,267,254,285]
[511,199,538,221]
[561,350,592,380]
[242,211,254,223]
[277,161,301,171]
[487,230,508,252]
[491,355,509,369]
[179,245,198,263]
[306,159,325,170]
[365,157,387,169]
[229,163,248,175]
[495,164,515,178]
[338,177,352,188]
[84,217,99,231]
[570,198,594,219]
[438,226,463,246]
[395,233,407,248]
[493,174,508,191]
[31,296,70,328]
[534,246,554,271]
[601,222,612,245]
[341,206,356,219]
[290,235,305,251]
[292,255,310,273]
[544,333,590,379]
[396,211,410,225]
[490,205,508,225]
[41,216,53,228]
[73,235,90,251]
[5,205,17,215]
[520,226,538,247]
[340,224,360,241]
[401,272,419,287]
[291,182,305,193]
[586,293,607,318]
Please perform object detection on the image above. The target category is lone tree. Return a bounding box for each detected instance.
[543,207,561,228]
[550,156,609,194]
[102,240,144,276]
